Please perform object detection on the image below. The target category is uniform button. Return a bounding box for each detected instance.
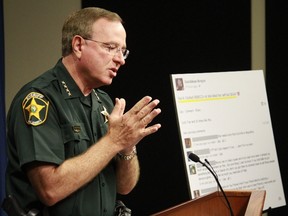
[102,183,105,187]
[103,208,107,213]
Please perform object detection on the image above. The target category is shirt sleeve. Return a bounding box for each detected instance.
[10,90,64,167]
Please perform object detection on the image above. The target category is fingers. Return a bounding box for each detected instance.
[113,96,159,120]
[138,98,161,131]
[140,104,161,127]
[127,96,161,134]
[107,96,161,150]
[145,123,162,134]
[130,96,153,115]
[129,96,160,120]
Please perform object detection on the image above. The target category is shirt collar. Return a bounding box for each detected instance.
[54,59,85,99]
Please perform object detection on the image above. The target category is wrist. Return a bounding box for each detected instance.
[117,146,137,161]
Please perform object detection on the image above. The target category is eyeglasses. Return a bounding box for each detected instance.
[83,38,130,60]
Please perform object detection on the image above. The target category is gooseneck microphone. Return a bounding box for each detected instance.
[188,153,234,216]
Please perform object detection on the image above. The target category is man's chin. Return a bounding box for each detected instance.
[103,79,113,86]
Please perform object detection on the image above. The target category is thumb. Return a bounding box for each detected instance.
[110,98,126,117]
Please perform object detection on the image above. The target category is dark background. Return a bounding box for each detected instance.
[83,0,287,215]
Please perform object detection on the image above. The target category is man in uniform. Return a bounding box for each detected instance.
[4,7,161,216]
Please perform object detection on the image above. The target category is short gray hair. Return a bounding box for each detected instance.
[61,7,123,56]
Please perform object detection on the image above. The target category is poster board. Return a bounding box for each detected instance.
[171,70,286,210]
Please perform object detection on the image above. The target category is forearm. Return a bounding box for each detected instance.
[27,135,120,206]
[116,153,140,195]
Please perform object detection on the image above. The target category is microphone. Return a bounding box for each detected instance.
[189,152,201,163]
[188,153,234,216]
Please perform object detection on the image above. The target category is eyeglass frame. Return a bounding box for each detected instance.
[82,37,130,60]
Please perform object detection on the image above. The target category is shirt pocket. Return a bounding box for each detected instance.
[60,122,91,158]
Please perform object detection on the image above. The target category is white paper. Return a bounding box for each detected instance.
[171,70,286,210]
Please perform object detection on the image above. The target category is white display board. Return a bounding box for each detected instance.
[171,70,286,210]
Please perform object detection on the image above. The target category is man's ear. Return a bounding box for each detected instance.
[72,35,84,58]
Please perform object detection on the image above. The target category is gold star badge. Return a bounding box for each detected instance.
[101,106,109,123]
[22,92,49,126]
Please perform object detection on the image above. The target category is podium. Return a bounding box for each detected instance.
[151,190,266,216]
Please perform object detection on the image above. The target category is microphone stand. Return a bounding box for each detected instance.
[189,153,234,216]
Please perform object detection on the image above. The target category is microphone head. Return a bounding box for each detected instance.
[189,153,200,163]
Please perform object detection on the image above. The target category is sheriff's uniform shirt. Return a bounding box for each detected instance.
[6,59,116,216]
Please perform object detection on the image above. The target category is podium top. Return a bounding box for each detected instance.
[151,190,266,216]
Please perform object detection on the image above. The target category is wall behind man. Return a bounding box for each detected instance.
[4,0,81,112]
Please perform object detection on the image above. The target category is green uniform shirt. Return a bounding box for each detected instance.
[6,59,117,216]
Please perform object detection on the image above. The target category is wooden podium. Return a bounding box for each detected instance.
[151,190,266,216]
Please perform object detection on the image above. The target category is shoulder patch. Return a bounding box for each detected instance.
[22,92,49,126]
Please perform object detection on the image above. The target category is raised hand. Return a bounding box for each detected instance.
[107,96,161,152]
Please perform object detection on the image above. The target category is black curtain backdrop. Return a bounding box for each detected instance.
[266,0,288,215]
[82,1,255,215]
[0,1,7,216]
